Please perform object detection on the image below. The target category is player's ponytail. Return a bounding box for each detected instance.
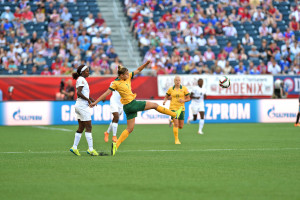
[72,64,86,80]
[117,64,128,76]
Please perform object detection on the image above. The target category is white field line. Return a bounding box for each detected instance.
[33,126,73,132]
[0,148,300,154]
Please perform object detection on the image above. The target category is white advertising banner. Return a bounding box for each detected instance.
[4,101,52,125]
[157,75,274,97]
[258,99,299,123]
[135,100,171,124]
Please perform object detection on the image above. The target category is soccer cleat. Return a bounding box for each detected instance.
[187,119,191,124]
[294,123,300,127]
[111,142,117,156]
[87,149,99,156]
[70,147,81,156]
[169,119,173,127]
[104,132,109,143]
[198,131,204,135]
[175,140,181,144]
[112,136,118,142]
[175,106,183,119]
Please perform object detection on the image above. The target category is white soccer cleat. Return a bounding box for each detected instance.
[187,119,191,124]
[198,131,204,135]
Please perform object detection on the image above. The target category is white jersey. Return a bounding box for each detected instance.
[110,91,122,106]
[191,87,206,106]
[76,76,90,106]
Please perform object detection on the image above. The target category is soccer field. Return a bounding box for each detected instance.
[0,123,299,200]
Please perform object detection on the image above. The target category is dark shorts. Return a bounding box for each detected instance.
[123,100,146,120]
[171,110,185,120]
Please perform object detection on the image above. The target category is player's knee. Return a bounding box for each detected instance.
[76,130,83,133]
[153,103,159,109]
[127,127,134,133]
[113,116,119,123]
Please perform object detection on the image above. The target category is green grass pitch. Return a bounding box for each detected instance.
[0,123,300,200]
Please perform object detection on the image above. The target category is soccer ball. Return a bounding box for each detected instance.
[219,76,230,88]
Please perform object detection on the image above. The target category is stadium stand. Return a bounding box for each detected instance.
[0,0,119,76]
[122,0,300,75]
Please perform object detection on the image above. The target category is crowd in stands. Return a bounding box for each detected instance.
[0,0,119,75]
[124,0,300,75]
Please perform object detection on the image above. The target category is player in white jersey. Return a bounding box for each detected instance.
[69,65,99,156]
[104,90,123,142]
[188,78,206,134]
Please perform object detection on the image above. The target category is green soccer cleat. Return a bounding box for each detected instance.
[175,106,183,119]
[87,149,99,156]
[111,142,117,156]
[70,147,81,156]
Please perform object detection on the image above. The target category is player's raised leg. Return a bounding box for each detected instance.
[70,119,84,156]
[144,101,182,119]
[84,121,99,156]
[198,111,205,134]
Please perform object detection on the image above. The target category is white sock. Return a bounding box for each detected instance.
[107,122,113,133]
[199,119,204,132]
[112,122,118,136]
[85,132,94,151]
[72,132,82,149]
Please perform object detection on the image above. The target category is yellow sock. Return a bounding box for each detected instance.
[156,106,176,117]
[116,129,130,149]
[173,127,179,141]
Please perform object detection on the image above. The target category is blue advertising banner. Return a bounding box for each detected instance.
[273,75,300,95]
[186,99,259,123]
[52,101,127,125]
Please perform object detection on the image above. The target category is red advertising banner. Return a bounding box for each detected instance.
[0,76,158,101]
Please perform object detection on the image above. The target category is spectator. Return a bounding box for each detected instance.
[34,52,46,69]
[1,7,14,22]
[87,23,98,36]
[289,17,299,31]
[191,23,203,36]
[242,33,254,45]
[29,66,39,75]
[107,48,118,62]
[259,23,271,37]
[99,22,111,35]
[228,9,240,22]
[6,59,18,73]
[217,56,226,69]
[95,13,105,27]
[35,8,45,23]
[223,61,232,74]
[248,46,260,60]
[16,23,28,38]
[268,58,281,74]
[197,34,207,46]
[0,33,6,47]
[14,7,22,21]
[78,30,90,44]
[207,35,218,46]
[193,51,206,65]
[257,61,267,73]
[250,66,261,74]
[204,22,215,35]
[22,6,34,23]
[267,41,280,60]
[241,8,251,23]
[273,9,282,22]
[239,48,248,60]
[61,8,72,24]
[2,18,13,31]
[40,65,52,75]
[223,23,237,37]
[259,39,268,60]
[204,47,215,61]
[91,32,102,47]
[206,4,215,16]
[102,34,112,47]
[79,38,91,52]
[13,43,23,55]
[224,41,233,54]
[228,48,239,61]
[215,22,225,35]
[56,79,75,100]
[85,13,95,28]
[272,28,284,41]
[290,5,300,22]
[252,8,265,21]
[139,34,150,48]
[234,61,247,74]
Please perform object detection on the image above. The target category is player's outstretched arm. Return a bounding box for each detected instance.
[89,89,112,107]
[133,60,151,76]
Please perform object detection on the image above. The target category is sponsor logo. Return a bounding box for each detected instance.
[13,108,42,121]
[141,111,169,119]
[283,78,294,92]
[267,106,296,118]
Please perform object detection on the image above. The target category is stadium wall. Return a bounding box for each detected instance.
[0,99,298,126]
[0,75,299,100]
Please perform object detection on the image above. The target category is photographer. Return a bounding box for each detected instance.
[56,79,75,100]
[273,79,287,99]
